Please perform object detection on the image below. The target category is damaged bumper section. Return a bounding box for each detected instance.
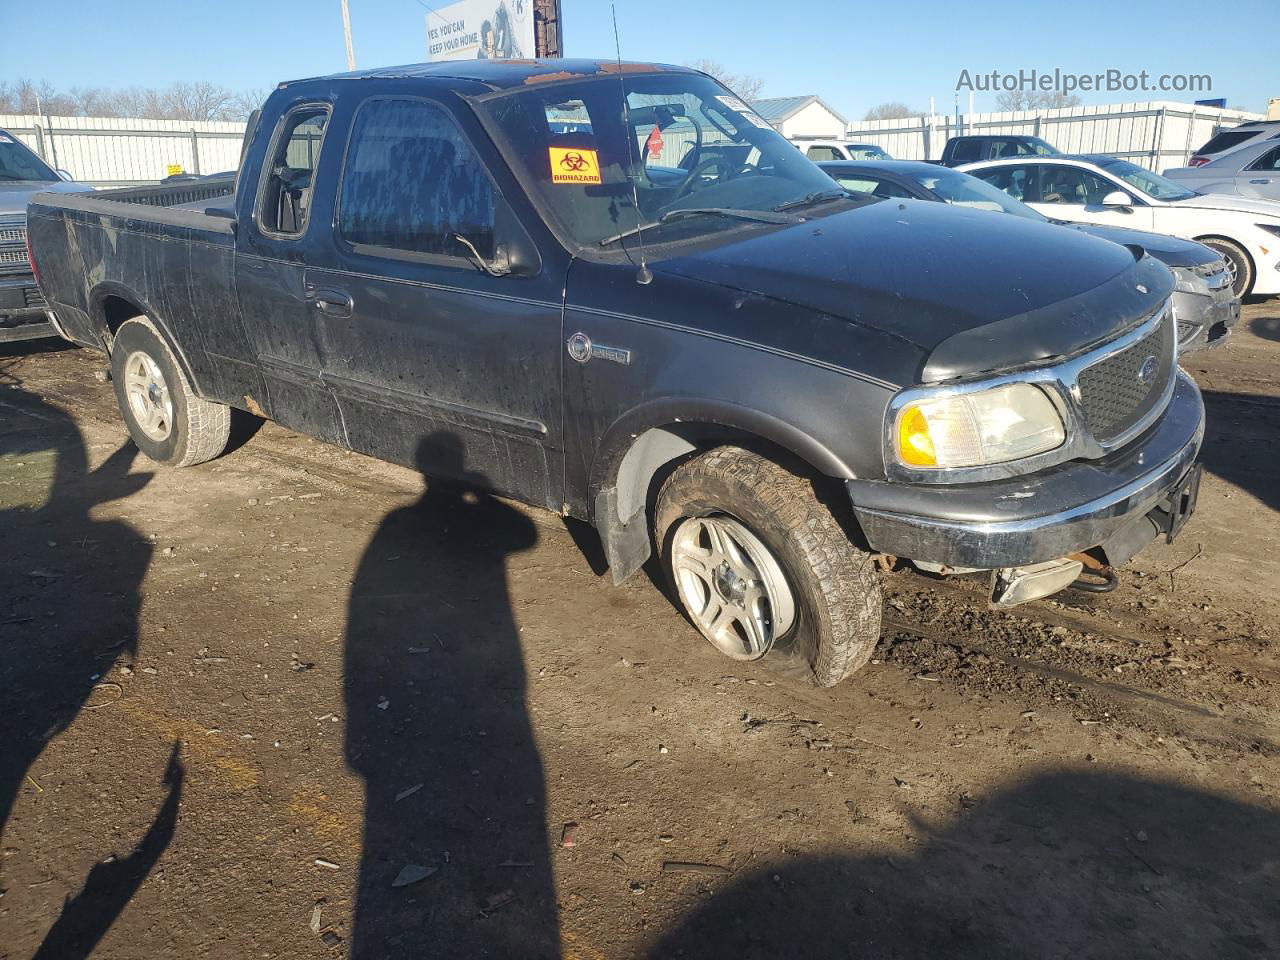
[847,369,1205,577]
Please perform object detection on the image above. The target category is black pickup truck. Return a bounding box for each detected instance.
[27,60,1205,686]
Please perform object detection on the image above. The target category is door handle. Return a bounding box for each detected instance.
[1248,178,1272,184]
[305,286,354,318]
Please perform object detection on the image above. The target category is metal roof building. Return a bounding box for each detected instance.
[751,95,848,138]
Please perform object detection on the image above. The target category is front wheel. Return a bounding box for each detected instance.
[654,447,882,687]
[110,316,230,467]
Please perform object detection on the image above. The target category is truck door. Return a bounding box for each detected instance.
[304,95,565,509]
[233,101,346,444]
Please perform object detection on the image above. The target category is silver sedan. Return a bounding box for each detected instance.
[1164,139,1280,203]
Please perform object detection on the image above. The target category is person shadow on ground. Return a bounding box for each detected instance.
[344,432,557,958]
[0,387,182,955]
[645,768,1280,960]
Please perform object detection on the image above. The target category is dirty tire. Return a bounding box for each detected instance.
[1198,237,1253,298]
[110,316,230,467]
[655,446,882,687]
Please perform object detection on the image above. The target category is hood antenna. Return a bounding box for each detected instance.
[611,0,653,285]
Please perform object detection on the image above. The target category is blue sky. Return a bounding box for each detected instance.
[4,0,1277,119]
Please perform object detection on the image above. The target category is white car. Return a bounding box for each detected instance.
[792,139,891,162]
[960,154,1280,297]
[1163,138,1280,204]
[1184,120,1280,168]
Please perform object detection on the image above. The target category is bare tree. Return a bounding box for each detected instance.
[0,79,75,116]
[0,78,267,122]
[994,90,1083,112]
[67,87,118,117]
[225,88,273,122]
[686,59,764,102]
[864,101,919,121]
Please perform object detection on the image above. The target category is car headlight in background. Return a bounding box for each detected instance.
[1255,223,1280,240]
[1172,266,1208,295]
[895,382,1065,469]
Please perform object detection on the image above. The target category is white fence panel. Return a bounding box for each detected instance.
[844,101,1263,171]
[0,113,248,186]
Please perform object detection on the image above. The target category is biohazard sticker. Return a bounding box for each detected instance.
[549,146,602,184]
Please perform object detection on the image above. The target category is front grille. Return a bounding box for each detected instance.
[1077,314,1175,443]
[24,286,45,308]
[0,219,30,275]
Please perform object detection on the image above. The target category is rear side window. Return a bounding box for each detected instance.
[1247,145,1280,172]
[806,145,842,161]
[338,98,495,261]
[1195,130,1255,155]
[975,163,1036,202]
[258,105,330,236]
[947,139,982,164]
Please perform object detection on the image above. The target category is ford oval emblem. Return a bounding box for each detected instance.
[567,332,592,363]
[1137,355,1158,385]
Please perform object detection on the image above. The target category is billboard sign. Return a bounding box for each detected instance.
[427,0,534,62]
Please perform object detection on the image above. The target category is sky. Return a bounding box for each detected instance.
[3,0,1277,120]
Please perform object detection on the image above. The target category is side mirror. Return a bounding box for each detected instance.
[56,169,74,181]
[1101,190,1134,208]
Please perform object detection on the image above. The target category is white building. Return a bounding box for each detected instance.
[751,95,847,140]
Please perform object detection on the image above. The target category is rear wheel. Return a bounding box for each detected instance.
[654,446,882,687]
[110,316,230,467]
[1198,237,1253,298]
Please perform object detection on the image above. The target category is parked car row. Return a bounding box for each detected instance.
[958,154,1280,298]
[26,60,1211,687]
[819,160,1237,351]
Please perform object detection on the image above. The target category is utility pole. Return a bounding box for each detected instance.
[340,0,357,71]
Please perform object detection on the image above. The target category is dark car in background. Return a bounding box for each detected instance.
[819,159,1238,352]
[939,134,1059,167]
[0,128,95,343]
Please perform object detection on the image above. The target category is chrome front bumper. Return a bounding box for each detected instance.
[848,370,1205,569]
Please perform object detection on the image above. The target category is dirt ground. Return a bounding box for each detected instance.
[1,303,1278,960]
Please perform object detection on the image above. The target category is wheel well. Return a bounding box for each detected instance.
[100,294,144,342]
[614,423,833,525]
[1194,235,1255,274]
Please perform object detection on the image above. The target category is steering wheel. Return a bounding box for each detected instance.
[672,157,757,202]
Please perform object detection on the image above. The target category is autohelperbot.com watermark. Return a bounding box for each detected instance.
[956,68,1212,96]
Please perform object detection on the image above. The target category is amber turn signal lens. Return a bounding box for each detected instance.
[898,406,937,467]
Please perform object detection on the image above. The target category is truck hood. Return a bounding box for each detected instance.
[1066,222,1217,268]
[0,180,95,217]
[655,198,1173,379]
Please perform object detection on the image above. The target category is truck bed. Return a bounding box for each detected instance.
[26,177,256,406]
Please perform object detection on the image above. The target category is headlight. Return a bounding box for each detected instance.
[894,382,1065,469]
[1172,266,1207,295]
[1256,223,1280,240]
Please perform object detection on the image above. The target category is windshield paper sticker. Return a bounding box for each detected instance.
[0,135,13,144]
[715,95,773,129]
[550,147,602,184]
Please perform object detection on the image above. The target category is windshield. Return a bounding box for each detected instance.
[0,133,59,182]
[848,145,890,160]
[1026,137,1058,155]
[1096,158,1197,201]
[474,72,847,251]
[911,167,1046,221]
